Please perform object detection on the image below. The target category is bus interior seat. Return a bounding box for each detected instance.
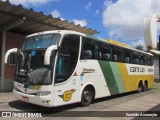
[140,60,143,64]
[113,55,117,61]
[102,53,110,60]
[125,57,130,63]
[83,50,92,59]
[99,52,102,59]
[147,60,150,65]
[134,59,139,64]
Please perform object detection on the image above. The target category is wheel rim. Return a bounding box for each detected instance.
[82,90,91,103]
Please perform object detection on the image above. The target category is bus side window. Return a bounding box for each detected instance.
[140,54,145,65]
[146,55,153,66]
[98,42,111,61]
[81,37,98,60]
[55,34,80,83]
[112,46,122,62]
[82,50,92,59]
[56,55,70,83]
[123,49,131,63]
[132,52,139,64]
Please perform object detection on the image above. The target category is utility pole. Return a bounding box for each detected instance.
[157,36,160,81]
[114,34,120,41]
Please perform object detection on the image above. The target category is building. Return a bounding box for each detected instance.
[154,59,159,81]
[0,1,98,92]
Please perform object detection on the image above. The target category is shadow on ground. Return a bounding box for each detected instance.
[8,83,160,117]
[8,91,140,117]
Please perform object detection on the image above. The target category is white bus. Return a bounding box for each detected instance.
[5,30,154,107]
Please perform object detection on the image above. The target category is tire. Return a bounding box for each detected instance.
[80,87,93,107]
[143,82,147,92]
[138,82,143,93]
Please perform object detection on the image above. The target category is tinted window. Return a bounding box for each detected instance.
[81,37,98,59]
[139,53,145,65]
[132,52,140,64]
[55,35,80,83]
[98,42,111,61]
[146,55,153,66]
[111,46,123,62]
[123,49,132,63]
[25,34,61,49]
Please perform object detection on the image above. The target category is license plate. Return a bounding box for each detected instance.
[22,96,29,101]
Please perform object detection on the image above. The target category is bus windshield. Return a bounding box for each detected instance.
[24,34,61,49]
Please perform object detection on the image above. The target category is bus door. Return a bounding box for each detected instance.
[53,34,80,105]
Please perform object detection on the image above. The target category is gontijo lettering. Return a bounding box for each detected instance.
[130,67,145,72]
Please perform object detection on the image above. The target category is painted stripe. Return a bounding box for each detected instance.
[118,63,130,92]
[98,61,119,95]
[118,63,154,91]
[110,62,126,93]
[33,85,41,90]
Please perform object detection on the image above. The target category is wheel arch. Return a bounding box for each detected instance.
[78,82,96,102]
[144,80,148,87]
[138,80,143,87]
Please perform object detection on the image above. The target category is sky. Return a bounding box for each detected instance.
[1,0,160,48]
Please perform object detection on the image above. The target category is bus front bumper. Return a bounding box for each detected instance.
[13,89,54,107]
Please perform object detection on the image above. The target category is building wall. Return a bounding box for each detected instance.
[3,32,25,91]
[154,59,159,81]
[0,33,2,76]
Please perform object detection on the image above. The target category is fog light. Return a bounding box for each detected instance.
[36,91,51,96]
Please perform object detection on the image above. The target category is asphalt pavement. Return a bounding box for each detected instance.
[0,83,160,120]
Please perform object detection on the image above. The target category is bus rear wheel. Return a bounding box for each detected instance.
[143,81,148,92]
[138,81,143,93]
[80,87,93,107]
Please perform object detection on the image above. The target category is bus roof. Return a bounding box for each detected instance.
[26,30,86,38]
[86,34,153,56]
[26,30,153,56]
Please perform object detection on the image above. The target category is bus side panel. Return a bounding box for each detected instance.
[118,63,154,92]
[118,63,134,92]
[53,75,80,107]
[77,60,111,99]
[53,60,111,106]
[98,61,127,95]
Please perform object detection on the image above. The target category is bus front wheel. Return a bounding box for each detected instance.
[80,87,93,107]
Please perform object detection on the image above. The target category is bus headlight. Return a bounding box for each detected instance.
[36,91,51,96]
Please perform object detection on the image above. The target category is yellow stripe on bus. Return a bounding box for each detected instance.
[118,63,154,92]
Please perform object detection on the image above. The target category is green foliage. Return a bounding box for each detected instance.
[135,44,145,51]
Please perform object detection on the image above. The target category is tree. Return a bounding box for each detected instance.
[135,44,145,51]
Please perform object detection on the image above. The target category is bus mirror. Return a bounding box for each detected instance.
[44,45,58,65]
[5,48,18,64]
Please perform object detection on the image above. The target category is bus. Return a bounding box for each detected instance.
[5,30,154,107]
